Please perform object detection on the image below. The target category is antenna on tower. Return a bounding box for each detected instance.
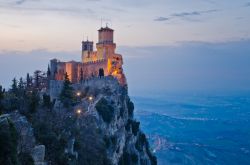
[101,18,103,27]
[110,20,113,27]
[83,34,84,41]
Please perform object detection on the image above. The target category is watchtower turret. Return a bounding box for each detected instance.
[96,26,116,59]
[98,26,114,44]
[81,40,94,63]
[82,40,93,52]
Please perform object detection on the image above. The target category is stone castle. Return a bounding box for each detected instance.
[49,26,126,86]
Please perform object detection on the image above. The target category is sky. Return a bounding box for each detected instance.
[0,0,250,95]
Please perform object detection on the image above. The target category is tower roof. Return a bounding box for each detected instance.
[98,26,114,32]
[82,40,93,43]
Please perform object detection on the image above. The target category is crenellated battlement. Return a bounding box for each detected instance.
[83,59,107,65]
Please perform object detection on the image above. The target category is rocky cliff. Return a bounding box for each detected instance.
[0,77,156,165]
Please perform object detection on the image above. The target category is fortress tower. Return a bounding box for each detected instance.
[51,26,126,85]
[82,40,94,63]
[96,26,116,60]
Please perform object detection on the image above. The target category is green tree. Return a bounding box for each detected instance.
[18,78,24,90]
[18,152,34,165]
[43,94,52,109]
[28,90,40,113]
[47,65,51,89]
[60,73,75,108]
[95,98,114,123]
[34,70,42,88]
[0,85,5,114]
[18,78,25,98]
[26,73,32,88]
[47,65,51,78]
[11,78,18,95]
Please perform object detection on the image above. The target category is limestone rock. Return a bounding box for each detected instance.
[31,145,45,163]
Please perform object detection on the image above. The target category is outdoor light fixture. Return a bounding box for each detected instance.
[76,92,81,96]
[88,96,93,101]
[76,109,82,114]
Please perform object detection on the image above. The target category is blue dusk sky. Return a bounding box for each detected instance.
[0,0,250,95]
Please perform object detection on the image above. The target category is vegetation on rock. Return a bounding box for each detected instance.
[60,73,76,108]
[0,73,157,165]
[0,119,18,165]
[96,98,114,123]
[0,85,5,114]
[127,98,134,117]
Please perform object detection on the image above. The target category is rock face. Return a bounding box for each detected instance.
[8,112,36,154]
[0,77,156,165]
[70,77,157,165]
[0,112,47,165]
[31,145,46,165]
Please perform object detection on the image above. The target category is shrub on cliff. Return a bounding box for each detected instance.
[135,132,146,152]
[33,118,68,165]
[0,119,18,165]
[125,119,132,131]
[125,119,140,135]
[131,120,140,136]
[28,90,40,114]
[145,139,157,165]
[42,94,54,110]
[95,98,114,123]
[127,98,134,117]
[131,153,138,163]
[18,152,34,165]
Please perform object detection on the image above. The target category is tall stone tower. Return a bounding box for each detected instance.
[81,40,94,63]
[96,26,116,60]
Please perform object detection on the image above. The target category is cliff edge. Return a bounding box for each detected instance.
[0,77,156,165]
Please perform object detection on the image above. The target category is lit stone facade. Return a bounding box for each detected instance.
[50,27,126,85]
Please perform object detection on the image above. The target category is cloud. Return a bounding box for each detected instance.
[171,9,218,18]
[0,1,97,17]
[154,9,218,22]
[0,23,20,28]
[154,17,169,22]
[203,0,216,4]
[245,2,250,7]
[15,0,26,5]
[171,11,201,17]
[0,0,120,19]
[14,0,40,5]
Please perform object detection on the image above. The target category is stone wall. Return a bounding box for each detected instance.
[49,80,64,100]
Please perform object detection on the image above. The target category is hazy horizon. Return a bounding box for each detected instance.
[1,39,250,96]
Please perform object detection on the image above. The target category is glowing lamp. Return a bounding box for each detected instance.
[76,92,81,96]
[88,96,93,101]
[76,109,82,114]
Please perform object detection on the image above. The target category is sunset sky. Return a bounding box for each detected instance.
[1,0,250,51]
[0,0,250,94]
